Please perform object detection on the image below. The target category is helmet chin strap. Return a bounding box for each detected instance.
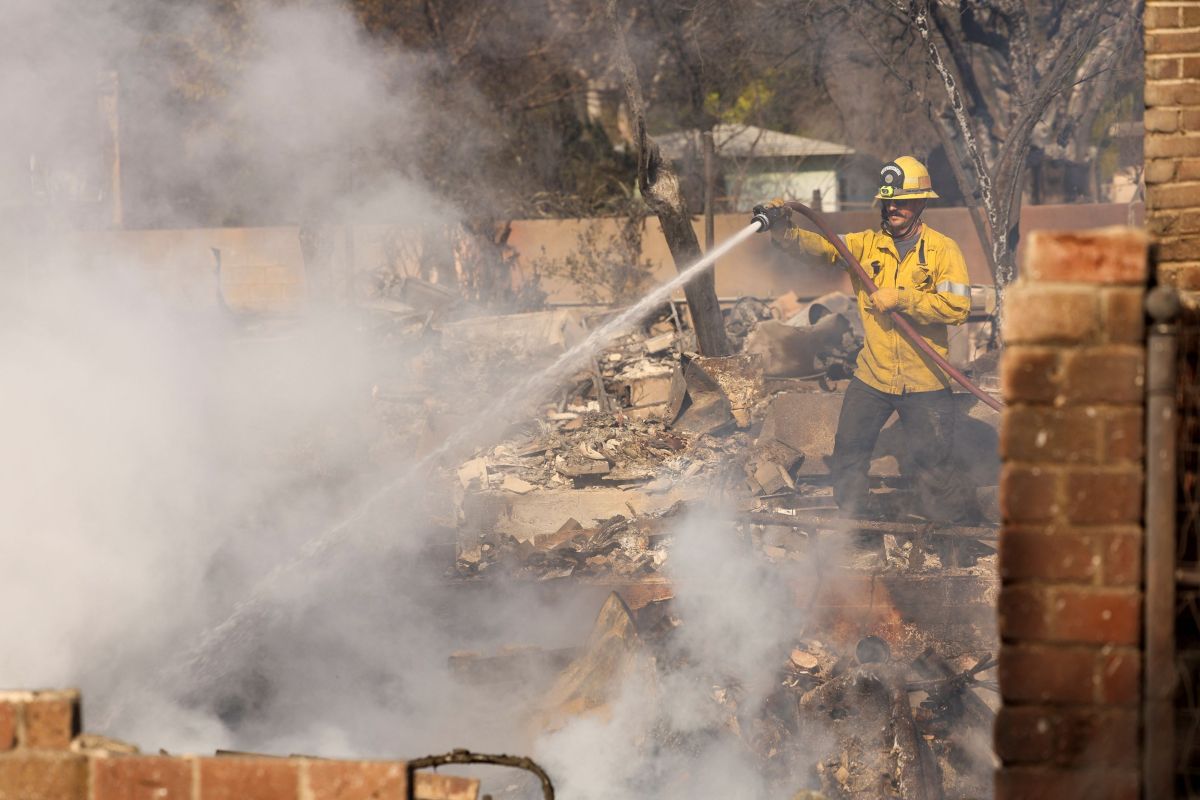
[880,204,924,239]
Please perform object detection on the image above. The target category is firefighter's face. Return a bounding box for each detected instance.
[881,199,925,232]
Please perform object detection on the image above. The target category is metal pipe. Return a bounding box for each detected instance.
[1144,284,1181,800]
[762,202,1003,413]
[405,749,554,800]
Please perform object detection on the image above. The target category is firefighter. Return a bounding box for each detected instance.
[756,156,978,523]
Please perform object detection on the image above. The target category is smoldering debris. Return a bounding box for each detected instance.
[354,287,999,798]
[446,585,997,799]
[10,246,1000,797]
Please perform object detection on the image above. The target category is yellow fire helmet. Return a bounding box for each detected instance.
[875,155,939,200]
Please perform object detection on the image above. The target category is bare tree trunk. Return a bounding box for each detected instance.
[908,0,1011,287]
[931,111,998,281]
[604,0,731,357]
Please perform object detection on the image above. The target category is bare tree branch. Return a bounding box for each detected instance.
[603,0,731,356]
[908,0,1008,282]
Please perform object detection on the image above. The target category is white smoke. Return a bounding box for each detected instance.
[0,0,528,760]
[0,2,858,799]
[534,509,832,799]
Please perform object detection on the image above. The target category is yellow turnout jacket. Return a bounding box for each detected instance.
[778,224,971,394]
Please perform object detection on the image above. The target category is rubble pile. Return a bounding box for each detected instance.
[359,283,1001,797]
[455,507,677,580]
[429,289,1001,583]
[455,592,996,800]
[457,414,740,492]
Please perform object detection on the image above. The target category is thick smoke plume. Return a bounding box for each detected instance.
[2,0,484,754]
[0,1,840,797]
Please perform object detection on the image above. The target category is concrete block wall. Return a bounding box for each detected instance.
[1146,0,1200,288]
[995,228,1148,799]
[0,690,479,800]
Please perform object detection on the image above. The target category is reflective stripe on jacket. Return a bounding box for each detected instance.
[776,224,971,394]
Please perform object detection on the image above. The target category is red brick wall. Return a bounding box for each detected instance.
[995,228,1148,799]
[0,690,479,800]
[1146,1,1200,289]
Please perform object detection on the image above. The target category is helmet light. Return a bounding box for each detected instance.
[879,162,905,198]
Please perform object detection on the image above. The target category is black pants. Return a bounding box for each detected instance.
[831,378,978,523]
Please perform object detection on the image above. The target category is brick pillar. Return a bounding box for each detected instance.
[0,689,482,799]
[995,228,1148,800]
[1146,1,1200,288]
[0,690,87,800]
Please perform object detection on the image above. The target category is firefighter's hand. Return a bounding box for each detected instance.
[870,287,904,312]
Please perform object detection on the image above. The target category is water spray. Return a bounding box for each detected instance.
[182,221,763,676]
[184,206,999,677]
[752,201,1003,413]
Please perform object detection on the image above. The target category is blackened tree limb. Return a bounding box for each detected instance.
[604,0,731,356]
[930,114,997,278]
[907,0,1009,287]
[926,2,997,141]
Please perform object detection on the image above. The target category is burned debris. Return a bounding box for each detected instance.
[357,275,1002,797]
[451,588,997,799]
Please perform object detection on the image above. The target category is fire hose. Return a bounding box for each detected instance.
[751,201,1003,413]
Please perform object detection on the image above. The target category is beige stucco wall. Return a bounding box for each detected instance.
[63,204,1142,314]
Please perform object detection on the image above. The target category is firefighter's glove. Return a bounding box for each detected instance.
[870,287,905,313]
[751,198,791,231]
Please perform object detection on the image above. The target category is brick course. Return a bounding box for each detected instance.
[92,756,194,800]
[0,692,481,800]
[198,757,300,800]
[24,697,77,750]
[0,705,14,753]
[1149,3,1200,289]
[0,753,88,800]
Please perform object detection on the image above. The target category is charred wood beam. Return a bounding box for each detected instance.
[743,512,998,541]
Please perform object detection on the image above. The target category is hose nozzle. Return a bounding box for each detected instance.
[750,202,788,232]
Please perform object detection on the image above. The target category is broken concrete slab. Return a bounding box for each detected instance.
[665,355,734,435]
[534,518,584,549]
[622,374,673,408]
[556,457,611,480]
[465,485,702,543]
[642,331,675,355]
[501,475,536,494]
[755,392,845,477]
[665,352,763,433]
[457,457,489,489]
[751,460,795,496]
